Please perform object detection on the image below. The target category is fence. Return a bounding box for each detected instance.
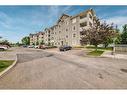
[115,45,127,52]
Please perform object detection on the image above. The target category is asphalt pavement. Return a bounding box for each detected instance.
[0,47,127,89]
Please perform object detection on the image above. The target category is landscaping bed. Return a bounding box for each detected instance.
[0,60,14,72]
[87,50,104,56]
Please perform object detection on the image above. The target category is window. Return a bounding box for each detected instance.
[66,21,69,25]
[89,22,92,26]
[80,14,87,19]
[66,29,68,31]
[59,31,61,33]
[89,14,92,19]
[66,35,68,38]
[72,18,76,23]
[73,34,76,37]
[73,26,76,30]
[80,22,87,27]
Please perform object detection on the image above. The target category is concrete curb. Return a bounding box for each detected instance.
[0,54,18,79]
[101,51,127,60]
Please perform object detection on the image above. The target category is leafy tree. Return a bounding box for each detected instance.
[81,18,117,50]
[32,43,35,45]
[0,40,10,45]
[40,40,44,45]
[103,37,113,48]
[103,25,120,47]
[114,28,122,44]
[21,36,30,45]
[15,42,20,46]
[36,41,39,45]
[121,24,127,44]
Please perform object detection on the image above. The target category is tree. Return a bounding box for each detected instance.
[121,24,127,44]
[114,27,121,44]
[0,40,10,46]
[103,37,113,48]
[81,18,117,50]
[21,36,30,45]
[103,25,120,48]
[36,41,39,45]
[15,42,20,46]
[40,40,44,45]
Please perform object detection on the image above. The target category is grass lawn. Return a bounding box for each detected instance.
[86,46,113,51]
[0,60,14,72]
[0,50,13,52]
[87,50,104,56]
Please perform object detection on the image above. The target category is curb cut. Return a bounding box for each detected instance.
[0,54,18,79]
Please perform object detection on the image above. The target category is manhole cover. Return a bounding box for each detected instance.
[120,69,127,73]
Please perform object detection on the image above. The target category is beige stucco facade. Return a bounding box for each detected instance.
[29,32,44,45]
[29,9,95,47]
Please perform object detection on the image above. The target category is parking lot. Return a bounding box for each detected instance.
[0,47,127,89]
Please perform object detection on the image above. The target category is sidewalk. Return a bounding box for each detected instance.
[101,51,127,60]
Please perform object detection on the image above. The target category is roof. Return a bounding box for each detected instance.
[71,8,95,19]
[43,8,96,32]
[57,13,70,24]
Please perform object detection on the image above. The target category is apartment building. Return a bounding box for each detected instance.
[44,9,95,46]
[29,32,44,45]
[29,9,95,47]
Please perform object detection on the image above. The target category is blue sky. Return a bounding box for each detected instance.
[0,6,127,43]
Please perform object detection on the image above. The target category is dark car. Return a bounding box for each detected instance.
[59,45,72,51]
[22,45,28,48]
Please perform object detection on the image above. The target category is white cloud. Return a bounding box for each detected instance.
[0,11,12,29]
[104,16,127,30]
[46,6,72,25]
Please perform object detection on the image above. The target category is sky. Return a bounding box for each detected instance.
[0,5,127,43]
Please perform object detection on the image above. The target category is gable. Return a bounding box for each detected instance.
[57,14,70,24]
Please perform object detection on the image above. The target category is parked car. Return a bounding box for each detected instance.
[22,45,28,48]
[39,45,46,49]
[59,45,72,51]
[28,45,34,48]
[34,45,39,49]
[0,45,8,51]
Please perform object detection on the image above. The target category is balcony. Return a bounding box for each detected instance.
[79,17,88,23]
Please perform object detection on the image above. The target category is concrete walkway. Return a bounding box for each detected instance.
[102,51,127,60]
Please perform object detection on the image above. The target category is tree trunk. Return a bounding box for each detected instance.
[95,45,98,51]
